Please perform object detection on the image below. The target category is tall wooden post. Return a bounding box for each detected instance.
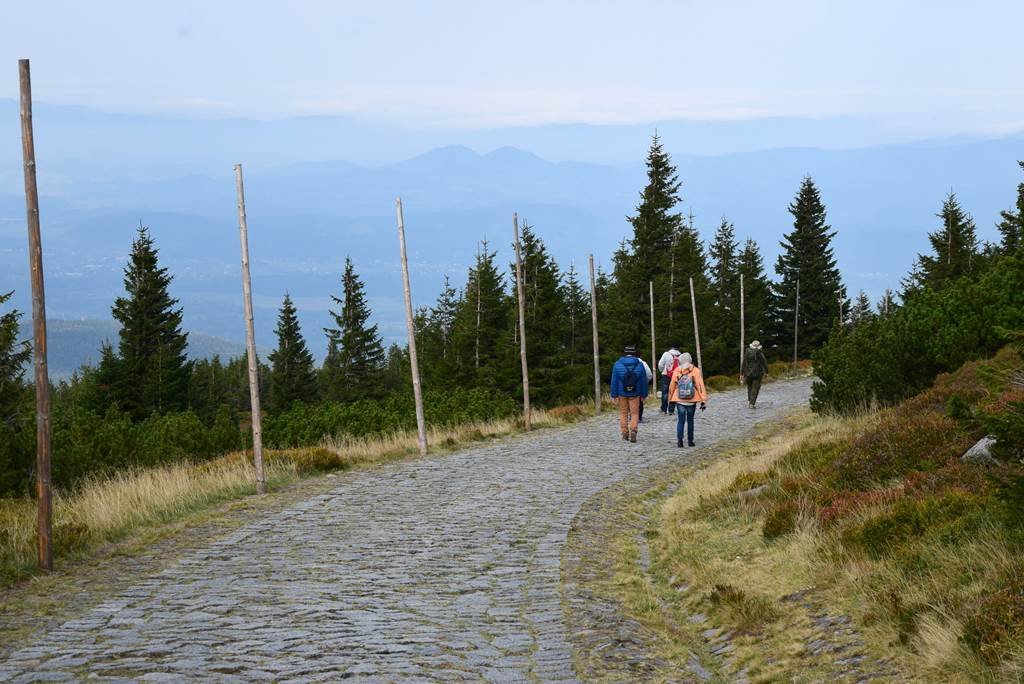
[589,254,601,414]
[396,198,427,456]
[689,276,702,368]
[19,59,52,571]
[234,164,266,495]
[739,273,745,375]
[648,281,656,374]
[793,278,801,369]
[512,213,531,429]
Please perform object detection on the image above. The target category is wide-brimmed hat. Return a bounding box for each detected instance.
[750,340,762,349]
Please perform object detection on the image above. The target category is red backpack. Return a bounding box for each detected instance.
[668,351,681,375]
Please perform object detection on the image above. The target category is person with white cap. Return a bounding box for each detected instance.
[741,340,769,408]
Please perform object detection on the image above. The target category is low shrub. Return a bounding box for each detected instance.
[962,573,1024,665]
[708,583,778,630]
[840,491,982,558]
[763,500,799,539]
[728,470,771,493]
[706,375,739,392]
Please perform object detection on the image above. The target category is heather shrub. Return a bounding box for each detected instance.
[962,572,1024,665]
[763,500,799,539]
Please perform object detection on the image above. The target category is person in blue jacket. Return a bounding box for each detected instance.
[609,344,649,443]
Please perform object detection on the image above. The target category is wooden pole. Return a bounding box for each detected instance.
[512,213,531,429]
[739,273,745,375]
[793,278,801,369]
[689,276,702,369]
[19,59,52,572]
[234,164,266,495]
[589,254,601,414]
[648,281,656,375]
[396,198,427,456]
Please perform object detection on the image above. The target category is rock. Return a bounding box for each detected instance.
[737,484,768,500]
[961,436,999,465]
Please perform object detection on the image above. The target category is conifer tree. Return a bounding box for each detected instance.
[417,277,460,389]
[737,238,773,349]
[268,294,318,411]
[703,218,740,372]
[187,355,231,424]
[772,177,844,359]
[451,241,512,389]
[905,192,980,294]
[876,289,898,318]
[512,221,567,404]
[562,262,592,373]
[850,291,875,326]
[106,226,191,419]
[997,161,1024,255]
[382,342,410,395]
[322,257,385,402]
[0,291,29,428]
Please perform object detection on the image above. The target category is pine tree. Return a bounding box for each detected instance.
[906,192,980,294]
[417,278,460,390]
[107,225,191,419]
[187,355,230,424]
[562,261,592,372]
[997,161,1024,255]
[0,291,30,428]
[876,289,898,318]
[382,342,410,395]
[850,291,875,326]
[704,218,740,372]
[268,294,318,412]
[451,241,512,390]
[737,238,773,350]
[321,257,385,402]
[772,177,844,359]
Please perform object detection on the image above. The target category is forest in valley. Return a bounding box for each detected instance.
[1,137,1022,495]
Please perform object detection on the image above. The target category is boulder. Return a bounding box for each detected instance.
[961,436,999,465]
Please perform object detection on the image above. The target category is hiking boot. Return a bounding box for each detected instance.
[629,430,638,443]
[621,432,629,441]
[677,439,684,448]
[688,440,695,447]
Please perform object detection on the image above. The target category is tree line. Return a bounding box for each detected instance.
[7,134,1004,494]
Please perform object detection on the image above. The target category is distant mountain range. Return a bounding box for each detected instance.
[1,101,1022,355]
[16,319,257,380]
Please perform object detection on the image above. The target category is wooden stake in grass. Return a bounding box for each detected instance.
[793,278,800,370]
[739,272,745,376]
[589,254,601,414]
[689,276,702,369]
[648,280,656,375]
[19,58,52,571]
[512,213,531,429]
[233,164,266,495]
[396,197,427,456]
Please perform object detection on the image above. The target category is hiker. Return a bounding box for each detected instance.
[657,345,682,414]
[668,352,707,447]
[741,340,769,409]
[638,357,654,423]
[610,344,649,442]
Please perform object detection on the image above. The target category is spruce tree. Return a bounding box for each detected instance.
[562,262,592,372]
[997,161,1024,255]
[876,289,898,318]
[108,226,191,419]
[906,192,980,294]
[187,355,230,424]
[0,291,30,428]
[850,291,875,326]
[451,241,512,390]
[417,277,460,390]
[773,177,844,359]
[704,218,740,372]
[322,257,385,402]
[268,294,318,411]
[737,238,773,349]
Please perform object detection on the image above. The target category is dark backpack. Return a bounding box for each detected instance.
[744,348,764,378]
[677,372,696,400]
[622,359,640,393]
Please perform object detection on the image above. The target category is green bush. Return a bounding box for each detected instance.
[763,500,799,539]
[840,492,981,559]
[962,573,1024,665]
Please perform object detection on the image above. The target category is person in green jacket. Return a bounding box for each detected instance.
[741,340,769,408]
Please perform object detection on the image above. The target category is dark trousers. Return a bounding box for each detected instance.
[746,376,763,406]
[676,403,697,443]
[660,375,674,413]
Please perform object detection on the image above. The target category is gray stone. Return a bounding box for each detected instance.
[961,436,999,465]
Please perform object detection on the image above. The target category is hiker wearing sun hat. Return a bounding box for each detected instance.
[609,344,649,443]
[668,352,707,447]
[741,340,769,408]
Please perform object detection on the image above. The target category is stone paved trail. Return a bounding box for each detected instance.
[0,379,811,682]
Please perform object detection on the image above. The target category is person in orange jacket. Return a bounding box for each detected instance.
[667,352,707,447]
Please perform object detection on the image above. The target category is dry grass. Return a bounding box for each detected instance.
[1,403,591,588]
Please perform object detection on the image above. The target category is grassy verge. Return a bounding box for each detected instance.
[0,403,591,589]
[609,347,1024,682]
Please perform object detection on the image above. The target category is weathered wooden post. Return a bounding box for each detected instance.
[512,213,531,429]
[396,197,427,456]
[739,273,745,375]
[689,276,702,369]
[793,278,801,369]
[589,254,601,414]
[648,281,656,375]
[19,58,52,571]
[234,164,266,495]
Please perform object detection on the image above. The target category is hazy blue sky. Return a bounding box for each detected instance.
[3,0,1023,135]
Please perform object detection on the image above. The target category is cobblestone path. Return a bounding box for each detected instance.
[0,379,811,682]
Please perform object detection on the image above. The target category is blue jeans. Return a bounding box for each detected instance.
[676,403,697,443]
[660,376,674,413]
